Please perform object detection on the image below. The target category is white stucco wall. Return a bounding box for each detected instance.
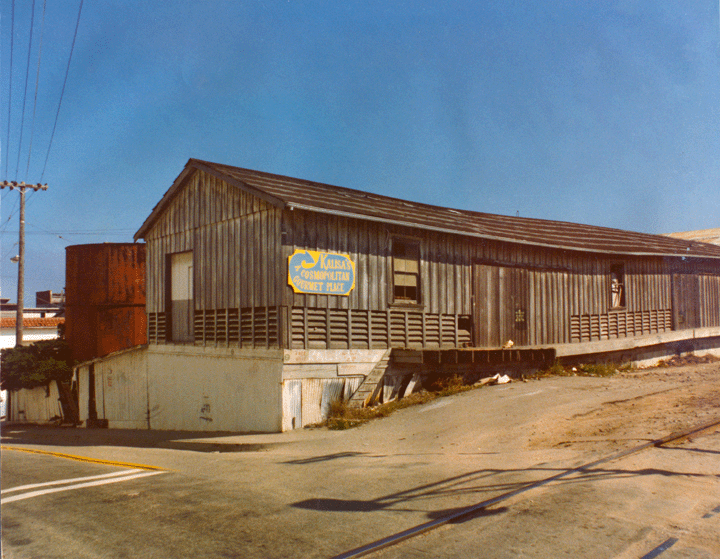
[0,326,59,349]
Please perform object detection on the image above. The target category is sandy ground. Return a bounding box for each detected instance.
[529,358,720,453]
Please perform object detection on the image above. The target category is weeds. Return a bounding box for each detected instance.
[536,360,629,378]
[324,361,631,430]
[325,376,468,430]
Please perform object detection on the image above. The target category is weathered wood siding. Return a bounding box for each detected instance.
[282,210,474,349]
[282,210,473,314]
[474,258,677,346]
[145,170,283,346]
[143,172,720,350]
[282,209,707,348]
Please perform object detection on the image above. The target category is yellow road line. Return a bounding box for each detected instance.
[1,445,165,471]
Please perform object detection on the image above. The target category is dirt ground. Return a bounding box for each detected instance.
[529,357,720,453]
[373,357,720,559]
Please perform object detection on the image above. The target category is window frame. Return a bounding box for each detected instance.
[609,263,626,310]
[390,236,423,306]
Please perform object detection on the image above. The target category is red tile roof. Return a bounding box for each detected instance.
[0,317,64,329]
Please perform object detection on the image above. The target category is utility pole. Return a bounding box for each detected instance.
[1,181,48,346]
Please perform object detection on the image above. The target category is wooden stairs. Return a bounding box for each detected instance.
[347,349,392,408]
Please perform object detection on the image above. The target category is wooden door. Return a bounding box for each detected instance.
[170,251,194,342]
[473,264,530,347]
[672,273,700,330]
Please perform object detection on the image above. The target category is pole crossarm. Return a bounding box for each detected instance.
[1,180,48,191]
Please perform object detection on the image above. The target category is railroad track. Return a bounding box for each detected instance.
[331,417,720,559]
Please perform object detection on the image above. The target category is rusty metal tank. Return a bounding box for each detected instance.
[65,243,146,363]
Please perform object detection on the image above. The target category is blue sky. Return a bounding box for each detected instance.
[1,1,719,305]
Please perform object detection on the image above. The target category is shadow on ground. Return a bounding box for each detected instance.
[0,423,289,453]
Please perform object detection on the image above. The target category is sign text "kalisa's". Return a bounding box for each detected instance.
[288,250,356,296]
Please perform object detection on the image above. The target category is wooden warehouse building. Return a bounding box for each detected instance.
[77,159,720,432]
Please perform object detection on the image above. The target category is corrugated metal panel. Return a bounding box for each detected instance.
[320,379,345,419]
[300,379,324,427]
[137,160,720,261]
[9,383,63,422]
[381,376,403,404]
[299,378,345,428]
[282,380,301,431]
[343,377,364,401]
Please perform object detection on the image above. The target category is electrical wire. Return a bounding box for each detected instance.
[25,0,47,178]
[3,0,16,178]
[2,227,136,236]
[0,197,20,232]
[14,0,37,178]
[40,0,84,182]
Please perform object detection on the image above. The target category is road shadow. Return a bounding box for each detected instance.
[291,454,720,522]
[0,423,292,453]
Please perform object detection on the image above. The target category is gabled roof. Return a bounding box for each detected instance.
[135,159,720,260]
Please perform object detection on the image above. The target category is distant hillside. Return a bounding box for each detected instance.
[665,228,720,246]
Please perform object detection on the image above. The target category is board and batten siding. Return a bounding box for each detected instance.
[145,170,284,345]
[474,256,678,347]
[283,207,688,347]
[282,209,474,315]
[145,170,284,313]
[282,209,475,349]
[143,171,720,350]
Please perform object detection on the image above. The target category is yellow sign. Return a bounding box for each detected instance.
[288,250,356,296]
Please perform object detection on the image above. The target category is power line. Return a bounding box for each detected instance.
[26,0,47,178]
[2,226,136,236]
[4,0,16,178]
[0,197,21,232]
[15,0,38,178]
[41,0,84,182]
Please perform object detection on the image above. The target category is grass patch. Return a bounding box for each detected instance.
[535,360,631,378]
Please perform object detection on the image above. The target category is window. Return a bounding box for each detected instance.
[610,264,626,308]
[392,239,420,304]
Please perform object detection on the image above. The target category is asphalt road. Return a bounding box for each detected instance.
[2,365,720,559]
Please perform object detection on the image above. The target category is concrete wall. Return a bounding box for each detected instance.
[146,345,283,432]
[77,345,284,432]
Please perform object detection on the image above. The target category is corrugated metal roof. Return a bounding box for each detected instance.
[135,159,720,260]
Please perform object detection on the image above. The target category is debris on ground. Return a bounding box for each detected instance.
[475,373,512,387]
[657,354,720,368]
